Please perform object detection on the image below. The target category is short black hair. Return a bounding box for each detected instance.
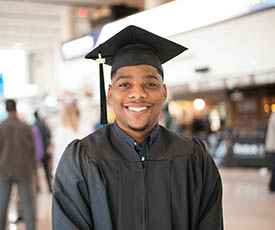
[111,67,164,80]
[5,99,17,112]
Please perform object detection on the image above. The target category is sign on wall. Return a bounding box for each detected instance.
[0,73,3,96]
[229,136,268,167]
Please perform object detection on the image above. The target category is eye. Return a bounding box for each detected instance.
[118,83,130,88]
[146,82,157,88]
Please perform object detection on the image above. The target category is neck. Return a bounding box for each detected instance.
[116,121,157,145]
[8,111,17,117]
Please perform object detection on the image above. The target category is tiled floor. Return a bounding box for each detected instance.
[221,168,275,230]
[7,167,275,230]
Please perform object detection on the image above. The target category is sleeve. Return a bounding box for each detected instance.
[193,138,224,230]
[52,140,93,230]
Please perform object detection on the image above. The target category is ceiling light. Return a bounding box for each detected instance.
[193,98,206,111]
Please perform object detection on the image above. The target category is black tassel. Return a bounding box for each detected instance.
[99,62,107,124]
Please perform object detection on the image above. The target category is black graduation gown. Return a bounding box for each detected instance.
[52,125,223,230]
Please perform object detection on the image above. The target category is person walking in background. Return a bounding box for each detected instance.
[52,98,91,175]
[32,121,45,193]
[0,99,37,230]
[34,111,52,193]
[265,111,275,192]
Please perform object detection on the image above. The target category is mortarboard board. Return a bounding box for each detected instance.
[85,25,188,124]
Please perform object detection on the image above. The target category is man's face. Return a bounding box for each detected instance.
[108,64,167,138]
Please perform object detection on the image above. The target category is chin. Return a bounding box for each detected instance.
[128,123,149,132]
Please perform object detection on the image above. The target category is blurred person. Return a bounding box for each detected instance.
[192,118,210,142]
[265,111,275,192]
[0,99,37,230]
[32,124,44,164]
[179,123,192,137]
[207,121,228,166]
[34,111,52,193]
[32,122,44,194]
[52,26,223,230]
[53,100,91,175]
[160,103,181,133]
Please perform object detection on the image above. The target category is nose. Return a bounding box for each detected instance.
[128,84,147,99]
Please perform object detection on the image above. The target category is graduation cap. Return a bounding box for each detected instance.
[85,25,188,124]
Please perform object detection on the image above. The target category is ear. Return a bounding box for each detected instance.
[162,84,167,103]
[107,84,113,105]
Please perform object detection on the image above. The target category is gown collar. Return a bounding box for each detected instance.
[113,121,159,153]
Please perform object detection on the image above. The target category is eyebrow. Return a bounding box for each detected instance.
[113,74,160,83]
[144,75,159,81]
[113,75,132,83]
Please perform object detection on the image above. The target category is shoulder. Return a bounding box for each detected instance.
[60,125,112,164]
[56,139,92,180]
[11,118,32,130]
[0,119,31,136]
[0,120,6,128]
[79,124,113,159]
[159,126,216,167]
[159,125,193,145]
[20,121,33,133]
[158,126,205,156]
[54,125,67,134]
[158,127,221,184]
[0,118,13,127]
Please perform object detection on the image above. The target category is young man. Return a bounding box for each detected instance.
[52,25,223,230]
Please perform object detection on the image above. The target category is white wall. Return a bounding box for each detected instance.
[28,48,56,94]
[55,57,112,104]
[165,8,275,85]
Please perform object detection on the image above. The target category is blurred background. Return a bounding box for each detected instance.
[0,0,275,229]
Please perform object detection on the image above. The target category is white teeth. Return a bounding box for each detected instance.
[128,107,148,112]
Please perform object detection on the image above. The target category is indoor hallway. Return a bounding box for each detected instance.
[8,167,275,230]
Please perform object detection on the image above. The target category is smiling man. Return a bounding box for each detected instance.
[52,26,223,230]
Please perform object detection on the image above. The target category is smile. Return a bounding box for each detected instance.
[123,104,152,112]
[128,106,148,112]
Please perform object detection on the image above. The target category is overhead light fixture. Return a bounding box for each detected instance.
[193,98,206,111]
